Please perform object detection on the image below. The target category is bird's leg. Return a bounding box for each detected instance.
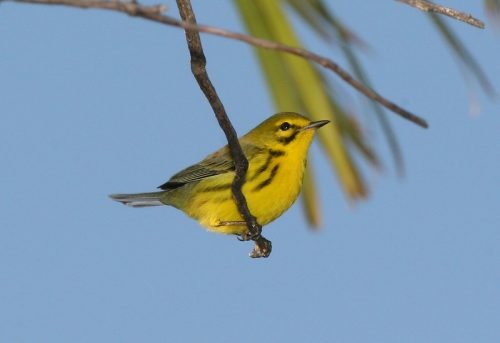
[216,220,259,241]
[217,220,247,226]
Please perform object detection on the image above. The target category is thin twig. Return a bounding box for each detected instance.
[175,0,271,258]
[9,0,167,14]
[397,0,485,29]
[8,0,428,128]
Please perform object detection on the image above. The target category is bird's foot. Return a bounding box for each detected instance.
[219,220,270,258]
[237,230,260,242]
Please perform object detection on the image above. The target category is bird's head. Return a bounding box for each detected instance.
[244,112,330,150]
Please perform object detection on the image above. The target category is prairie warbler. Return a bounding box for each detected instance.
[110,112,329,236]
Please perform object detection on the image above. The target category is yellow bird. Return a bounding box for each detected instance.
[110,112,329,236]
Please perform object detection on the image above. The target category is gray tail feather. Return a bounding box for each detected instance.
[109,191,166,208]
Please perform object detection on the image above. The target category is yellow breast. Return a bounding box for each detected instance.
[244,149,305,225]
[182,148,307,235]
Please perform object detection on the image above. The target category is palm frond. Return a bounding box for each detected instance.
[430,13,496,96]
[234,0,369,226]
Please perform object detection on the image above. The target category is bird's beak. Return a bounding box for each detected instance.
[301,120,330,131]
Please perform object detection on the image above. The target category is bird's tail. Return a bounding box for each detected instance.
[109,191,166,207]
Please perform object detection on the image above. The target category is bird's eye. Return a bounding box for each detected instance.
[280,122,291,131]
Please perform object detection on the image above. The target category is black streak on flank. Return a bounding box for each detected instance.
[252,164,280,192]
[252,155,272,179]
[269,149,286,157]
[248,149,285,181]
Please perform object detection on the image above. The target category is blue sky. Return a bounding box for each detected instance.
[1,1,499,342]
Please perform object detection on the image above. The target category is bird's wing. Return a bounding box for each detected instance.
[158,143,263,190]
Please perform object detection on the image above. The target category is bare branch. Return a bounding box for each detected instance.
[11,0,167,15]
[175,0,271,258]
[7,0,429,128]
[397,0,485,29]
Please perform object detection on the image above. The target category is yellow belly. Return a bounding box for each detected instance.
[177,154,306,235]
